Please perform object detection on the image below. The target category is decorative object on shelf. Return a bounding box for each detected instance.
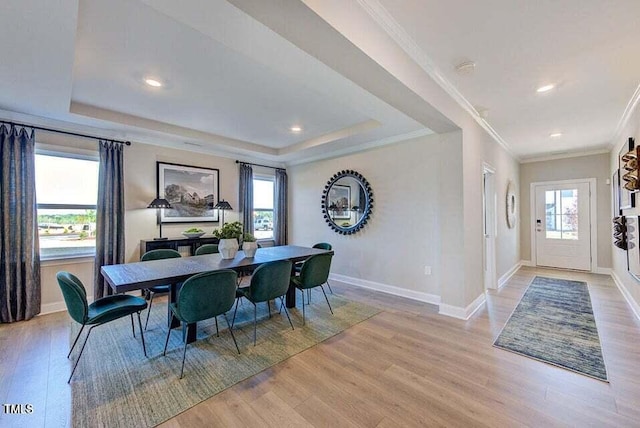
[618,137,636,209]
[506,180,516,229]
[213,199,232,226]
[321,170,373,235]
[147,198,172,240]
[242,232,258,258]
[212,221,243,259]
[612,217,627,250]
[182,228,205,239]
[157,162,220,223]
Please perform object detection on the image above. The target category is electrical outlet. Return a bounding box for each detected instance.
[424,266,432,275]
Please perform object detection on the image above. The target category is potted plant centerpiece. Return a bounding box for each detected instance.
[212,221,243,259]
[242,232,258,257]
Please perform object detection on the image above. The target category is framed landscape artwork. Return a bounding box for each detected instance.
[328,184,351,220]
[157,162,220,223]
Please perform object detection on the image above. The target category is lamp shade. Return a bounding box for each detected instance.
[213,199,232,210]
[147,198,172,209]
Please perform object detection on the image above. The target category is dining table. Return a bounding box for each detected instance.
[101,245,333,343]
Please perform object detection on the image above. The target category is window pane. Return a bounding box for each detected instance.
[38,209,97,258]
[36,154,98,259]
[253,178,274,239]
[561,189,579,240]
[35,154,99,205]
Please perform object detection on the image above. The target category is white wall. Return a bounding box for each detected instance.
[610,101,640,316]
[37,131,241,312]
[520,153,612,269]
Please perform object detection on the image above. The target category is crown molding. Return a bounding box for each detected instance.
[357,0,517,160]
[610,82,640,148]
[519,148,611,164]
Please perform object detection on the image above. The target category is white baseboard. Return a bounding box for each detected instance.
[498,262,522,289]
[611,271,640,322]
[520,260,534,267]
[329,273,441,305]
[39,295,94,316]
[594,267,612,275]
[438,292,486,320]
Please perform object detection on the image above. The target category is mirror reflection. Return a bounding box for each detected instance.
[322,170,373,235]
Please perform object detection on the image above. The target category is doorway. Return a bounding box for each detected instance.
[483,164,497,289]
[532,179,595,271]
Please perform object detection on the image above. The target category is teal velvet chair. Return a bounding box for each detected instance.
[195,244,219,255]
[56,271,148,383]
[290,253,333,325]
[295,243,334,303]
[231,260,294,345]
[140,249,181,330]
[163,269,240,378]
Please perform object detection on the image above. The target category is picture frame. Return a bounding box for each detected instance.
[157,162,220,223]
[619,137,635,210]
[328,184,351,220]
[612,169,621,216]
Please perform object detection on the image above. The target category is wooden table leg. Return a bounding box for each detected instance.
[286,283,297,308]
[169,282,198,343]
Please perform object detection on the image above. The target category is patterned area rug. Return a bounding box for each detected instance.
[69,291,380,427]
[494,276,608,381]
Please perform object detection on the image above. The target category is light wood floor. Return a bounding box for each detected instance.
[2,266,640,427]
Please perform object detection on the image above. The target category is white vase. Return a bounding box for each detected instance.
[242,241,258,258]
[218,238,239,259]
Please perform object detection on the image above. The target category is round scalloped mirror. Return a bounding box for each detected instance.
[321,170,374,235]
[506,180,516,229]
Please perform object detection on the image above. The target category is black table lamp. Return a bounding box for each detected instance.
[214,199,232,225]
[148,198,172,240]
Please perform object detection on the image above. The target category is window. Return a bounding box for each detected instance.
[35,153,99,259]
[545,189,578,240]
[253,178,274,239]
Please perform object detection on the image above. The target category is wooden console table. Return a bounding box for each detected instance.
[140,236,220,259]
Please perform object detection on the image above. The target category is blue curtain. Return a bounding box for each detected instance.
[239,163,253,235]
[94,141,125,298]
[274,169,288,245]
[0,124,41,322]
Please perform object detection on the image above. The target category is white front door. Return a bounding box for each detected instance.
[534,182,591,270]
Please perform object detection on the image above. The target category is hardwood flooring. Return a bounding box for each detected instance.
[1,266,640,427]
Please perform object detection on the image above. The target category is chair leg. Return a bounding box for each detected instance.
[130,314,135,338]
[223,313,241,354]
[144,291,155,330]
[68,325,95,383]
[307,289,311,304]
[231,298,240,327]
[163,323,172,356]
[137,311,147,357]
[215,316,219,337]
[180,323,188,379]
[326,280,334,294]
[300,288,306,326]
[320,285,333,315]
[67,324,85,358]
[253,303,257,346]
[279,296,294,330]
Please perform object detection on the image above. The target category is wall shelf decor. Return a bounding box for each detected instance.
[619,137,636,209]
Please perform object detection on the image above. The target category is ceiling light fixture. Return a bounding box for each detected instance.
[144,78,163,87]
[549,132,563,138]
[536,84,555,93]
[290,126,302,132]
[455,61,476,74]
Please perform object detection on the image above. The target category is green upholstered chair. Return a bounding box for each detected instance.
[290,253,333,325]
[295,243,334,302]
[140,249,181,330]
[56,271,148,383]
[195,244,219,255]
[231,260,294,345]
[163,269,240,379]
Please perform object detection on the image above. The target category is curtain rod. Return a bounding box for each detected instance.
[235,160,285,171]
[0,120,131,146]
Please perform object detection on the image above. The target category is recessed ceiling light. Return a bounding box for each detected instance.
[536,84,555,93]
[290,126,302,132]
[144,78,163,87]
[455,61,476,74]
[549,132,563,138]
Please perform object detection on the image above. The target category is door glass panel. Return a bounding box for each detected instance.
[545,189,578,240]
